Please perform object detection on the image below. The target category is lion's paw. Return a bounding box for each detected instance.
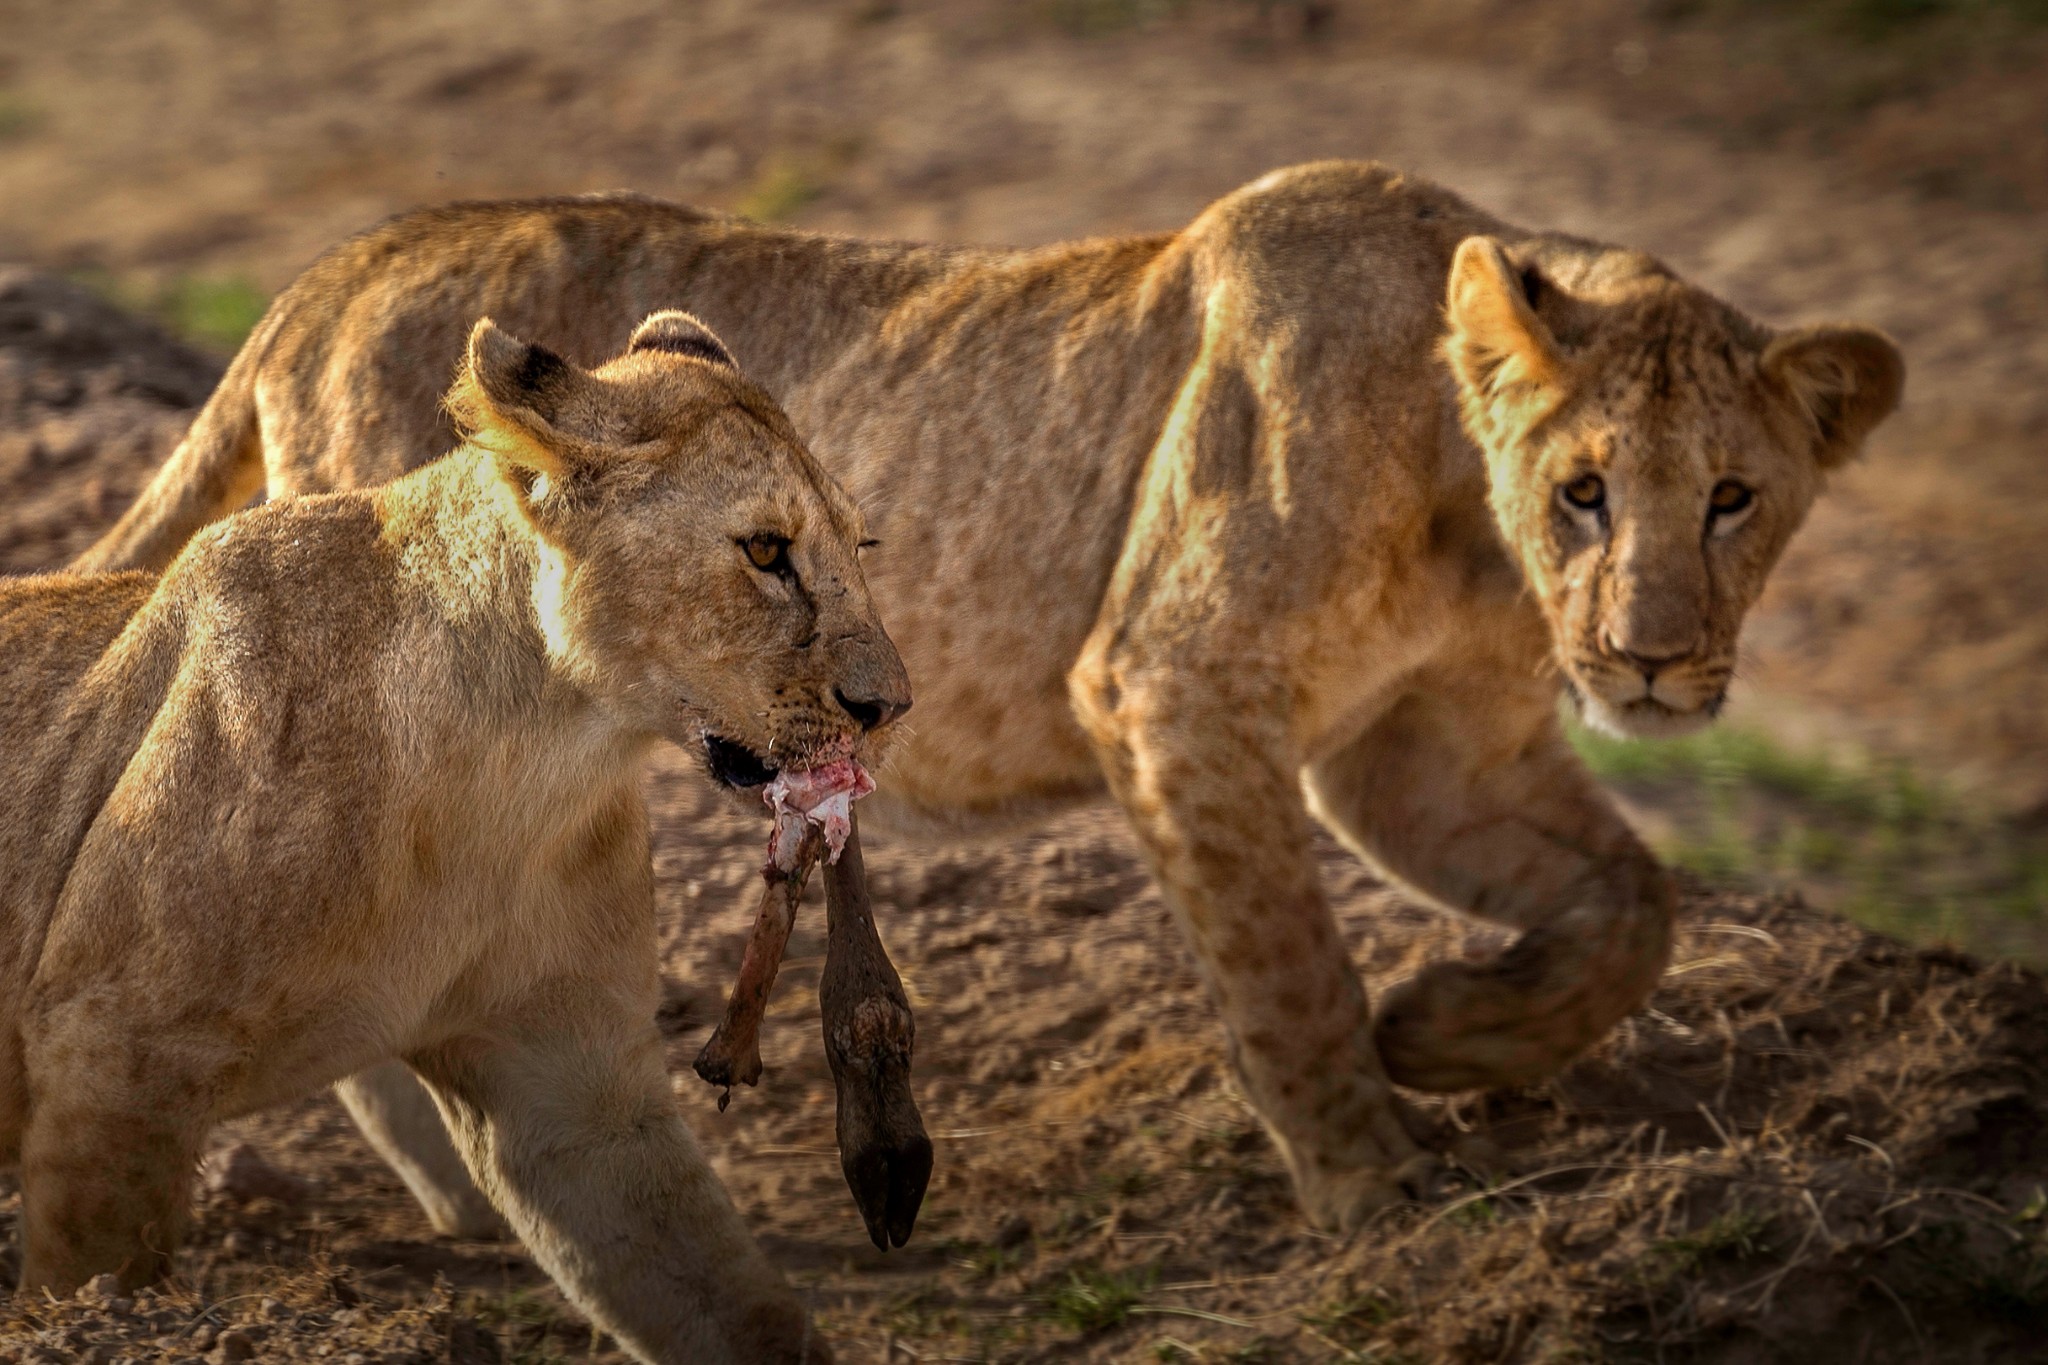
[1292,1148,1445,1234]
[1373,961,1576,1094]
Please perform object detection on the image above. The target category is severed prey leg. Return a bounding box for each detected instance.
[694,824,826,1107]
[692,755,869,1104]
[820,813,932,1250]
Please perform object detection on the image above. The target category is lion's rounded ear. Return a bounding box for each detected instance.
[1444,236,1565,438]
[445,318,585,479]
[628,310,737,370]
[1761,324,1905,469]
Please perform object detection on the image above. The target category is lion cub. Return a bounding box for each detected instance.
[0,311,909,1364]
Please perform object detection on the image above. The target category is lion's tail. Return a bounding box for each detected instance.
[71,306,286,574]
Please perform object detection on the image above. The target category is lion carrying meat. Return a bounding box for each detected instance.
[2,310,916,1364]
[74,160,1904,1234]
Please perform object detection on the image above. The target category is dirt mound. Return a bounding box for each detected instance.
[785,851,2048,1363]
[3,276,2045,1363]
[1276,893,2048,1363]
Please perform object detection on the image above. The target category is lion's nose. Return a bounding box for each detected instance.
[834,687,912,732]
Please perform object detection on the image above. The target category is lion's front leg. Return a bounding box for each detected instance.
[1305,674,1675,1093]
[410,981,830,1365]
[1071,661,1430,1232]
[17,1018,207,1293]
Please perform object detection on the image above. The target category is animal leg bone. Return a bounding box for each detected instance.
[693,822,825,1107]
[820,812,932,1250]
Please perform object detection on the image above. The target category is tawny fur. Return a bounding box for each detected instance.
[75,161,1904,1232]
[4,312,919,1365]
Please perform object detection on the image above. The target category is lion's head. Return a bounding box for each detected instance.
[445,310,911,789]
[1442,235,1904,739]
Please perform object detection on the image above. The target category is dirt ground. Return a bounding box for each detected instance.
[3,2,2048,1361]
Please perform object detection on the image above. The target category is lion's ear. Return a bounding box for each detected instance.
[1444,237,1566,443]
[1761,324,1904,469]
[444,318,589,484]
[628,310,737,370]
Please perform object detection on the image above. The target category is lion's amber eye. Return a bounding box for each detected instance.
[1709,481,1754,517]
[1560,473,1607,512]
[744,533,790,572]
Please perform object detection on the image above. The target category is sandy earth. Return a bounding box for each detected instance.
[3,3,2048,1361]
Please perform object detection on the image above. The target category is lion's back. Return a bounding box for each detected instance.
[0,571,158,752]
[242,196,722,493]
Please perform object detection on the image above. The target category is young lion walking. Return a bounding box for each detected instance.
[1,311,910,1364]
[76,161,1903,1233]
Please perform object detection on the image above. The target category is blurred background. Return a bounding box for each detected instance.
[3,3,2047,1359]
[5,0,2042,959]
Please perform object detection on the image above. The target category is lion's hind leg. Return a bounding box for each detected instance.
[1,1035,24,1170]
[1304,679,1675,1094]
[334,1062,507,1240]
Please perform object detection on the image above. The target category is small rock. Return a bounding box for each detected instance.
[78,1272,123,1304]
[202,1142,311,1207]
[210,1329,257,1363]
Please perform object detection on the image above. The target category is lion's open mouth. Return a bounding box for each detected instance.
[703,732,778,789]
